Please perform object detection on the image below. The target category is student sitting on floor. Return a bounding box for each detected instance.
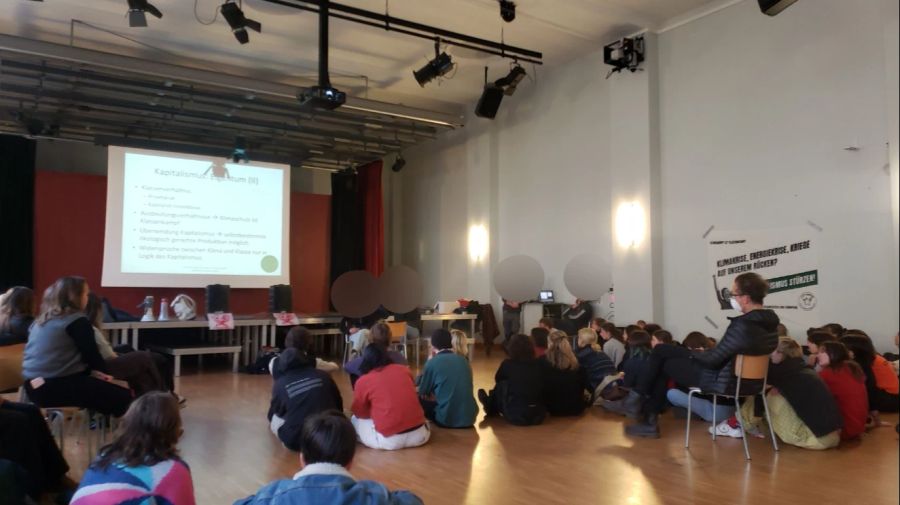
[598,322,626,370]
[541,330,590,416]
[345,323,407,388]
[620,330,653,389]
[450,329,469,359]
[817,341,868,440]
[270,326,340,378]
[478,334,547,426]
[806,330,837,370]
[234,411,424,505]
[71,392,195,505]
[531,327,550,358]
[268,332,344,451]
[573,328,617,401]
[351,345,430,450]
[22,276,132,417]
[0,286,34,346]
[0,398,76,503]
[651,330,674,348]
[709,338,843,448]
[840,333,899,423]
[416,329,477,428]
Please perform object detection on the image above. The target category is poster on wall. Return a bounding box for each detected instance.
[708,228,819,330]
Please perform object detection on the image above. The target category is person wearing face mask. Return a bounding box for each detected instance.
[613,272,780,438]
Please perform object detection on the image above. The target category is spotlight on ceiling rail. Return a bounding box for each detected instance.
[221,1,262,44]
[499,0,516,23]
[414,41,455,87]
[127,0,162,28]
[475,64,527,119]
[391,155,406,173]
[230,136,250,163]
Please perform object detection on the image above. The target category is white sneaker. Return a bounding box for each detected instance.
[708,420,743,438]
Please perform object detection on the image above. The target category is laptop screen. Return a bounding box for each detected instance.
[539,290,554,302]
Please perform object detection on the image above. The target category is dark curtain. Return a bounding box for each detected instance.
[329,169,364,288]
[0,135,35,292]
[358,161,384,277]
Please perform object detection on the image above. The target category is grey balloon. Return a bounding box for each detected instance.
[330,270,380,318]
[563,253,611,301]
[379,265,424,313]
[493,255,544,303]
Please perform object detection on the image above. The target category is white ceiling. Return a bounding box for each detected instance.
[1,0,722,113]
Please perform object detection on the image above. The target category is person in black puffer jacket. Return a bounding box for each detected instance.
[616,272,779,438]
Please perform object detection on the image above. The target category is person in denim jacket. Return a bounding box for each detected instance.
[234,411,423,505]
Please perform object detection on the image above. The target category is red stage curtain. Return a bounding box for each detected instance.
[358,160,384,277]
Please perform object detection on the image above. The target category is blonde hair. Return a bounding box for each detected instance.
[775,337,803,359]
[450,329,468,357]
[38,277,87,325]
[577,328,601,352]
[546,330,579,371]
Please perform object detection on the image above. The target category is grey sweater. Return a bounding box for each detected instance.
[23,312,107,380]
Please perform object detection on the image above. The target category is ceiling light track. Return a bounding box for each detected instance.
[258,0,543,65]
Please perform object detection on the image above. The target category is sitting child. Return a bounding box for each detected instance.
[71,392,195,505]
[817,341,868,440]
[541,331,589,416]
[351,345,430,450]
[270,326,339,378]
[573,328,617,401]
[344,323,407,388]
[234,411,424,505]
[531,327,550,358]
[806,330,836,370]
[450,329,469,358]
[416,329,477,428]
[478,334,547,426]
[268,332,344,451]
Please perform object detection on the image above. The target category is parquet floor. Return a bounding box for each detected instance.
[57,351,899,504]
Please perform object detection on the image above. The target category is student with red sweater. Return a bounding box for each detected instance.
[351,345,430,450]
[817,341,868,440]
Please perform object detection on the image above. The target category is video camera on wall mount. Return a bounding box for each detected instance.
[603,36,645,78]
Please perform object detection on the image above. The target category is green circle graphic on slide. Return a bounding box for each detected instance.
[260,255,279,273]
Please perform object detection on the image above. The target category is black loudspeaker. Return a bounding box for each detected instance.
[205,284,231,313]
[269,284,292,313]
[758,0,798,16]
[475,85,504,119]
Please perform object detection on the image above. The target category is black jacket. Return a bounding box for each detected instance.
[540,357,589,416]
[693,309,779,395]
[766,357,843,437]
[494,359,546,425]
[268,349,343,451]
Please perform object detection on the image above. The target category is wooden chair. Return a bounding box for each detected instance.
[386,321,408,359]
[684,354,779,460]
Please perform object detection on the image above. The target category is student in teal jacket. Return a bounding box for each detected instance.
[417,329,478,428]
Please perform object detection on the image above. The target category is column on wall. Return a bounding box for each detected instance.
[608,32,663,324]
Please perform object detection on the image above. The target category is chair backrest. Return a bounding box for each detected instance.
[734,354,769,380]
[386,322,407,343]
[0,343,25,393]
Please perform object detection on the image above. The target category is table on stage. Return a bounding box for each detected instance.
[100,314,343,368]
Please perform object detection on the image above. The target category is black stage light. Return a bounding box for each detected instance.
[413,52,454,87]
[758,0,799,16]
[231,136,249,163]
[499,0,516,23]
[495,64,526,96]
[221,1,262,44]
[127,0,162,28]
[392,155,406,173]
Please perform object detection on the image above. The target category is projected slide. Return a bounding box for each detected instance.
[103,147,290,288]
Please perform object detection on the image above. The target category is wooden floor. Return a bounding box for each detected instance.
[57,351,899,505]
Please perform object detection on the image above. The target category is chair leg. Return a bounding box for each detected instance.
[685,389,697,448]
[712,394,718,441]
[760,392,780,452]
[734,401,751,460]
